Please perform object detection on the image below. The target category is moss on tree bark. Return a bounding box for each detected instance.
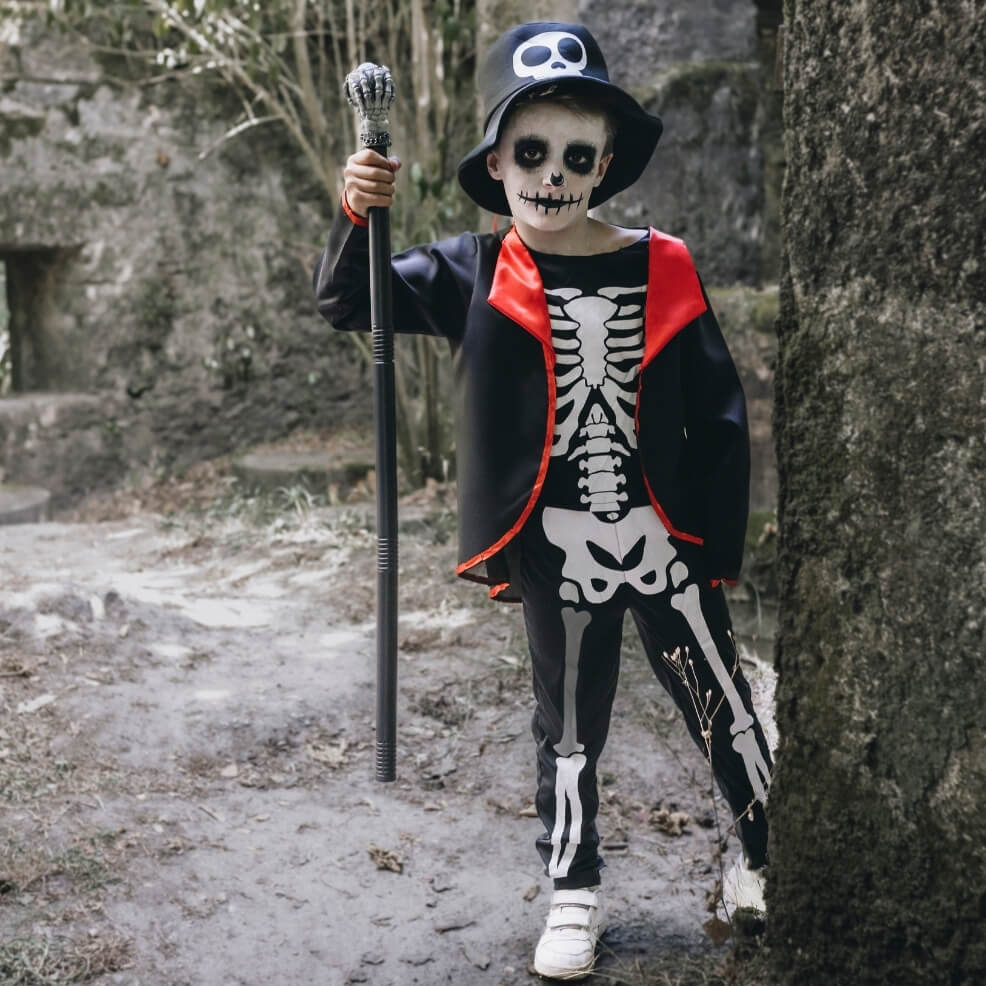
[769,2,986,984]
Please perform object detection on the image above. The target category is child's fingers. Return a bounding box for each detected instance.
[350,147,391,167]
[344,150,401,215]
[349,149,401,172]
[346,160,396,186]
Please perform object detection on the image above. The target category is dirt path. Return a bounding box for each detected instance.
[0,494,775,986]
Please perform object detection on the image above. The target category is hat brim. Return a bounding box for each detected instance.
[457,77,663,216]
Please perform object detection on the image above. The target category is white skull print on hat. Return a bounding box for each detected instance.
[512,31,588,81]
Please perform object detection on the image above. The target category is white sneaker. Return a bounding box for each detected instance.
[722,855,766,916]
[533,886,606,981]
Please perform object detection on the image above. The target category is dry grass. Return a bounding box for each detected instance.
[592,941,771,986]
[0,932,131,984]
[0,832,125,901]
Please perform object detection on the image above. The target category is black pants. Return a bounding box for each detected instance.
[516,504,772,889]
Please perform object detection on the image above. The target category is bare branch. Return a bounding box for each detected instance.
[197,114,279,160]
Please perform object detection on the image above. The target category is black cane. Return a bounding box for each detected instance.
[345,64,398,782]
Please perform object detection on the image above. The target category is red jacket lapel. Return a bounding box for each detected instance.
[643,228,708,368]
[487,225,707,370]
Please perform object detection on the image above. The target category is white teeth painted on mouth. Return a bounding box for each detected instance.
[517,191,584,213]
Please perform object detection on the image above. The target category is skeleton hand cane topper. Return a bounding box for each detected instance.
[345,63,399,782]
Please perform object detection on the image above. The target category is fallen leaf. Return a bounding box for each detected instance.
[703,916,732,946]
[306,739,349,768]
[368,844,403,873]
[650,807,691,836]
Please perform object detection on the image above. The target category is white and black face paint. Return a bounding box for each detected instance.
[487,101,612,235]
[511,135,599,213]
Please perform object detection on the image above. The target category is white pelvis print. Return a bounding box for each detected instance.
[543,505,675,606]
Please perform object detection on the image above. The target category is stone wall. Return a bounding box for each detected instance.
[0,21,363,499]
[769,1,986,982]
[584,0,771,284]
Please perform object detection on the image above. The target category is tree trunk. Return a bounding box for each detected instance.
[769,2,986,984]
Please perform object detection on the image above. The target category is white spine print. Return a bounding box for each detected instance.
[548,285,645,522]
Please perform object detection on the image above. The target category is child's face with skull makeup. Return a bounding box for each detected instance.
[486,100,614,247]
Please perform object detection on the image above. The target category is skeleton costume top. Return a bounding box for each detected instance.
[314,215,750,600]
[531,236,650,516]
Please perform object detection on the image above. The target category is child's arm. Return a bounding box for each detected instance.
[680,292,751,582]
[313,149,478,342]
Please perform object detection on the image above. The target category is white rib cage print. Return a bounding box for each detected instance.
[546,283,646,520]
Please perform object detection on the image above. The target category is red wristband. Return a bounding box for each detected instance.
[341,193,369,228]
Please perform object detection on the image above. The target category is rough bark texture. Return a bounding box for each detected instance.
[770,2,986,984]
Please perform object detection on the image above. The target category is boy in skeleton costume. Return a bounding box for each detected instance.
[315,22,772,981]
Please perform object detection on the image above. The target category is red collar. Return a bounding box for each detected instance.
[487,227,707,368]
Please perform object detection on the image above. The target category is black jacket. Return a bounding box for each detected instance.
[314,208,750,600]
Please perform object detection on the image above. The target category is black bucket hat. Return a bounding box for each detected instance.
[457,22,664,216]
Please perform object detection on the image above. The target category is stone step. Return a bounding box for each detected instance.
[0,484,51,525]
[231,450,373,496]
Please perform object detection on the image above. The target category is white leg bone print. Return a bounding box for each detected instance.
[548,608,589,878]
[542,506,678,879]
[556,609,590,757]
[669,583,770,805]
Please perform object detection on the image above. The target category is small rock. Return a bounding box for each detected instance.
[16,694,56,715]
[435,917,476,934]
[220,763,239,778]
[522,885,540,902]
[462,945,491,970]
[400,953,434,967]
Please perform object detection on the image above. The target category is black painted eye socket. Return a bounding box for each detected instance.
[564,142,597,176]
[514,137,548,170]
